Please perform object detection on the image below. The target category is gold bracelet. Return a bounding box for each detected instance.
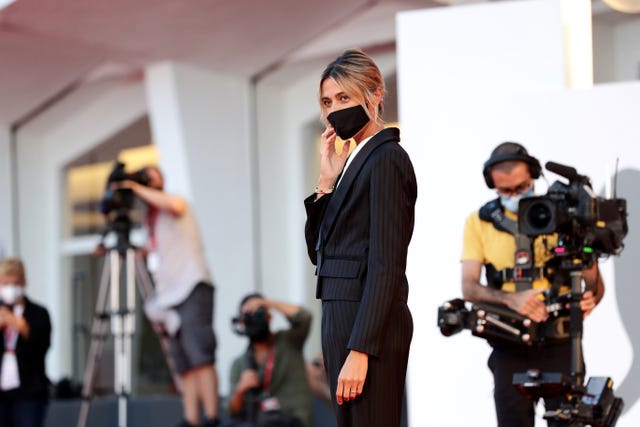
[314,185,334,195]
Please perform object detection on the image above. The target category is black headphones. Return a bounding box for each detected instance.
[482,142,542,189]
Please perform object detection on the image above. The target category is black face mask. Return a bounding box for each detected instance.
[243,308,271,343]
[327,105,370,140]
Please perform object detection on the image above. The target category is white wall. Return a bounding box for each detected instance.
[398,1,640,426]
[614,19,640,81]
[593,20,616,82]
[0,126,12,258]
[593,16,640,83]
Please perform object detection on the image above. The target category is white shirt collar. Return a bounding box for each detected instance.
[336,133,375,188]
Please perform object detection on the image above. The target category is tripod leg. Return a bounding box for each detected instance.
[115,248,137,427]
[133,251,184,393]
[77,255,113,427]
[110,249,131,427]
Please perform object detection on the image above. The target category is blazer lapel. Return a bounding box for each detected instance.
[319,127,400,247]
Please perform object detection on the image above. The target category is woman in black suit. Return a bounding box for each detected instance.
[0,258,52,427]
[304,49,417,427]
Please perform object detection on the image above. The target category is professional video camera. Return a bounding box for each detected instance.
[99,162,150,250]
[518,161,627,265]
[438,161,628,426]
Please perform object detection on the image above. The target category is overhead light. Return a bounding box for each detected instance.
[602,0,640,13]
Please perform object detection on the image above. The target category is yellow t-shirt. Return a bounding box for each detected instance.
[461,209,562,293]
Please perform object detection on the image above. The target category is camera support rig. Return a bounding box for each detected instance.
[511,250,623,427]
[512,161,626,426]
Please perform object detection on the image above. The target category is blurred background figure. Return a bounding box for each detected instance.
[225,294,312,427]
[113,165,220,427]
[305,354,331,405]
[0,258,52,427]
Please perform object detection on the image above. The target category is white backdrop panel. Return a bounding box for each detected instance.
[397,2,640,426]
[401,82,640,427]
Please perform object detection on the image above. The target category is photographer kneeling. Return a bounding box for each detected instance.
[461,142,604,427]
[225,294,313,427]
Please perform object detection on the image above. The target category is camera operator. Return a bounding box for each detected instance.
[226,294,312,427]
[461,142,604,427]
[111,166,220,427]
[0,258,51,427]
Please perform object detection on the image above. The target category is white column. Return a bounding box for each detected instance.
[145,62,256,394]
[0,126,12,257]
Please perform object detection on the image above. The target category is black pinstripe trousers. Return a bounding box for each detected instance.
[321,299,412,427]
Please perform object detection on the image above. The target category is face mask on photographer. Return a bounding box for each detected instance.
[327,105,371,140]
[0,284,24,306]
[243,308,271,343]
[500,187,534,213]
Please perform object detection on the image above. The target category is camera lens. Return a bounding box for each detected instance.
[519,198,557,236]
[527,202,552,230]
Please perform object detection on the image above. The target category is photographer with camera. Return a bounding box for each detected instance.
[226,293,312,427]
[111,165,220,427]
[0,258,51,427]
[461,142,604,427]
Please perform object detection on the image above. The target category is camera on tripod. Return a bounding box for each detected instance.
[100,162,150,217]
[98,162,150,250]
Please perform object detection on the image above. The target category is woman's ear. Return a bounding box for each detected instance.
[373,86,384,104]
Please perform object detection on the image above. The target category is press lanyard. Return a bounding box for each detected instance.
[146,208,159,250]
[3,328,18,352]
[262,345,275,391]
[3,305,23,352]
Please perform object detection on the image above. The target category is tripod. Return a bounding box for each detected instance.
[76,241,182,427]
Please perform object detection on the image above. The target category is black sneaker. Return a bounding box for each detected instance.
[176,420,198,427]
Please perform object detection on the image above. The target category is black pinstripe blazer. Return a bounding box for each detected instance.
[304,126,416,358]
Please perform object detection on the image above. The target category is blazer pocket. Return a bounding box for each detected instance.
[318,258,364,301]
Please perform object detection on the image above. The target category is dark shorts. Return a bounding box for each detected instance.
[169,282,217,374]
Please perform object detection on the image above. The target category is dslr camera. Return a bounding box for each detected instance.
[231,307,270,342]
